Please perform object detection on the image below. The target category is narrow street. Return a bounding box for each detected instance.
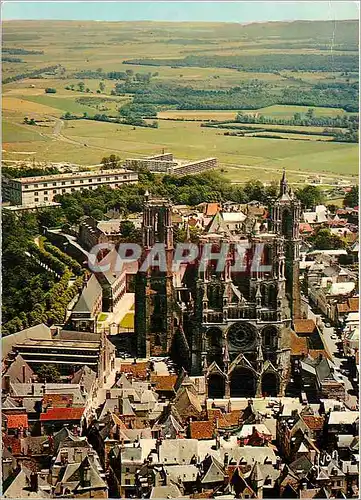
[306,302,358,409]
[93,357,122,409]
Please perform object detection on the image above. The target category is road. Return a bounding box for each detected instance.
[307,302,358,409]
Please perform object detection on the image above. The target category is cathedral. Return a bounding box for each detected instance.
[135,172,302,399]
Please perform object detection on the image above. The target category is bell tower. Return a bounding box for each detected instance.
[135,192,176,357]
[272,170,301,319]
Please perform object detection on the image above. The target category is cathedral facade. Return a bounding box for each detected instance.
[135,173,301,399]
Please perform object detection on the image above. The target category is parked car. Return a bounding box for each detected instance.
[325,322,331,328]
[331,334,337,340]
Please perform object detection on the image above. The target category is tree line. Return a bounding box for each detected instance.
[110,79,358,112]
[3,47,44,55]
[2,65,60,84]
[123,53,359,73]
[235,110,358,129]
[2,165,60,178]
[3,57,23,63]
[2,210,86,335]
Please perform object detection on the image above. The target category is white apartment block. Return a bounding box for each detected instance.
[3,169,138,207]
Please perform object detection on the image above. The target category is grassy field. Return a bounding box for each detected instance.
[256,105,351,118]
[3,117,357,183]
[2,20,359,183]
[3,121,50,143]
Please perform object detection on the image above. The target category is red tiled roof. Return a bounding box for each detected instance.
[208,409,242,429]
[189,420,214,440]
[309,349,331,361]
[337,303,350,314]
[119,362,148,379]
[191,491,214,498]
[207,408,223,420]
[204,203,220,216]
[151,375,178,392]
[2,434,21,455]
[290,331,308,356]
[40,407,85,421]
[6,414,28,429]
[293,319,316,335]
[348,297,359,312]
[299,223,313,233]
[302,415,325,431]
[42,394,73,407]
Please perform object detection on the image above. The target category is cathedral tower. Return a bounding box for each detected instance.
[271,170,302,319]
[135,192,176,357]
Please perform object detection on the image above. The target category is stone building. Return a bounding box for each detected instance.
[135,172,301,399]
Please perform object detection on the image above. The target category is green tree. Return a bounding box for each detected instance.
[101,154,121,169]
[91,209,104,220]
[119,220,136,238]
[296,185,324,209]
[37,364,61,383]
[243,180,265,203]
[311,228,346,250]
[306,108,315,120]
[344,185,358,208]
[78,81,85,92]
[99,81,105,92]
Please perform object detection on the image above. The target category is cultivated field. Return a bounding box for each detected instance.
[2,20,359,183]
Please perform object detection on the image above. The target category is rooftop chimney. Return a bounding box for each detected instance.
[3,375,10,394]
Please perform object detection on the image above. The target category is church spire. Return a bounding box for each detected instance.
[280,168,288,196]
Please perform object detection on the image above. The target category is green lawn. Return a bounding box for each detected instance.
[61,118,358,176]
[255,105,349,118]
[20,94,97,115]
[3,121,49,143]
[3,116,357,181]
[120,312,134,329]
[97,312,108,322]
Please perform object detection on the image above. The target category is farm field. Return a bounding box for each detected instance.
[2,19,359,184]
[3,115,358,183]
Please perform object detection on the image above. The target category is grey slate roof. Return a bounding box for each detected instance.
[2,324,51,359]
[150,484,184,499]
[71,365,97,394]
[164,465,199,483]
[72,274,102,314]
[3,354,34,383]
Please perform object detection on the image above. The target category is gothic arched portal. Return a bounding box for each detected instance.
[230,367,256,397]
[208,374,225,399]
[261,372,279,397]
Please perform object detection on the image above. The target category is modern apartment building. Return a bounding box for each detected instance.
[3,169,138,207]
[125,153,217,176]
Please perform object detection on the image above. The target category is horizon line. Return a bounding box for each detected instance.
[3,17,359,22]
